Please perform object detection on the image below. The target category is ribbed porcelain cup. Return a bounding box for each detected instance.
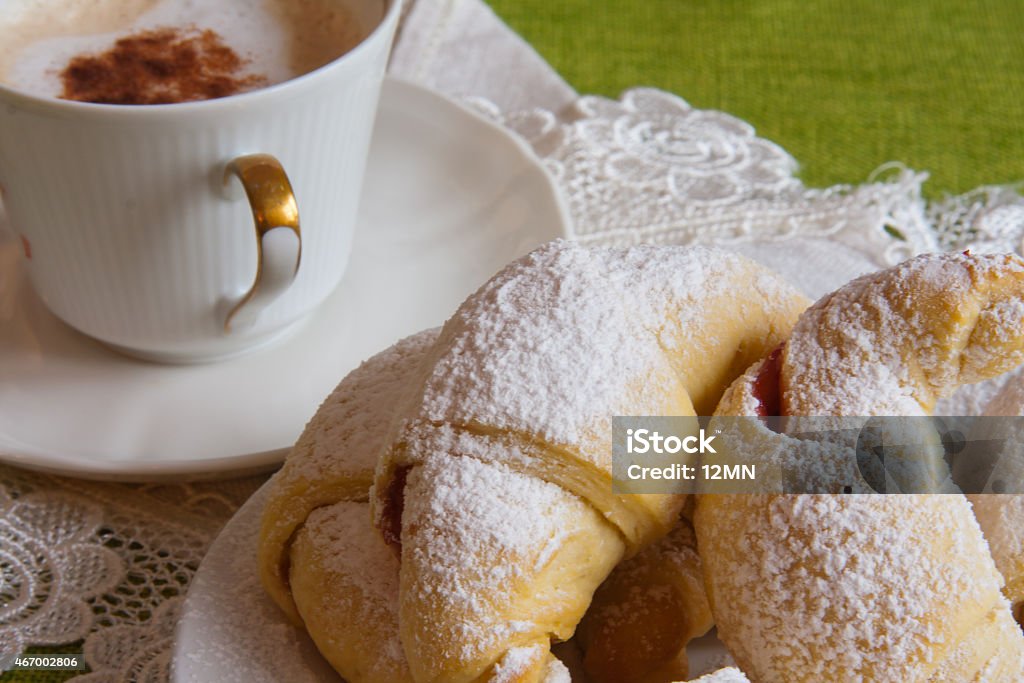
[0,0,400,362]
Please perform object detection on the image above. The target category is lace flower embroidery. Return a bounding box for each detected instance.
[0,490,123,660]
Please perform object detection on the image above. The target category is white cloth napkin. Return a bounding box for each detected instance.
[390,0,577,113]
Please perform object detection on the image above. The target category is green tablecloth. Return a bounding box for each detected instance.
[485,0,1024,196]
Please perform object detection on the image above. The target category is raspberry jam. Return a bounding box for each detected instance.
[751,345,785,417]
[380,465,410,553]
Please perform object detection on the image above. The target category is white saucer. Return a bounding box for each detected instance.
[172,481,732,683]
[0,78,570,481]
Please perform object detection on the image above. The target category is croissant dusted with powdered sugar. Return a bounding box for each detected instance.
[259,330,438,683]
[261,329,578,682]
[696,252,1024,682]
[369,241,809,682]
[259,240,808,683]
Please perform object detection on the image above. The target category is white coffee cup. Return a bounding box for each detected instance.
[0,0,400,362]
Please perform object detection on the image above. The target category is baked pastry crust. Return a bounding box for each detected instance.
[259,330,439,682]
[371,241,808,682]
[576,515,713,683]
[697,253,1024,682]
[289,500,411,682]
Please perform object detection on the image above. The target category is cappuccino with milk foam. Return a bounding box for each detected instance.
[0,0,371,102]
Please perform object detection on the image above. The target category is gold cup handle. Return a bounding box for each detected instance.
[222,154,302,333]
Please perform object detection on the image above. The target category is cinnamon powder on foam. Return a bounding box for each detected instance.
[60,27,266,105]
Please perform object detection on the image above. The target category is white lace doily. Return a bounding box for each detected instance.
[6,38,1024,683]
[0,466,263,681]
[474,88,936,261]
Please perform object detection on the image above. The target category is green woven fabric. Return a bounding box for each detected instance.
[485,0,1024,196]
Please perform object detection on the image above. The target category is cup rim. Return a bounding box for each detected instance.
[0,0,400,117]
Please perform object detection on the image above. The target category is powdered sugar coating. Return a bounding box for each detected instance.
[699,252,1024,682]
[685,667,749,683]
[371,241,808,680]
[700,494,1003,680]
[414,241,672,452]
[784,252,1024,416]
[279,328,439,488]
[411,239,804,465]
[376,240,807,553]
[708,361,881,495]
[291,501,407,677]
[260,329,437,624]
[399,452,623,682]
[300,501,400,620]
[491,645,545,682]
[541,657,572,683]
